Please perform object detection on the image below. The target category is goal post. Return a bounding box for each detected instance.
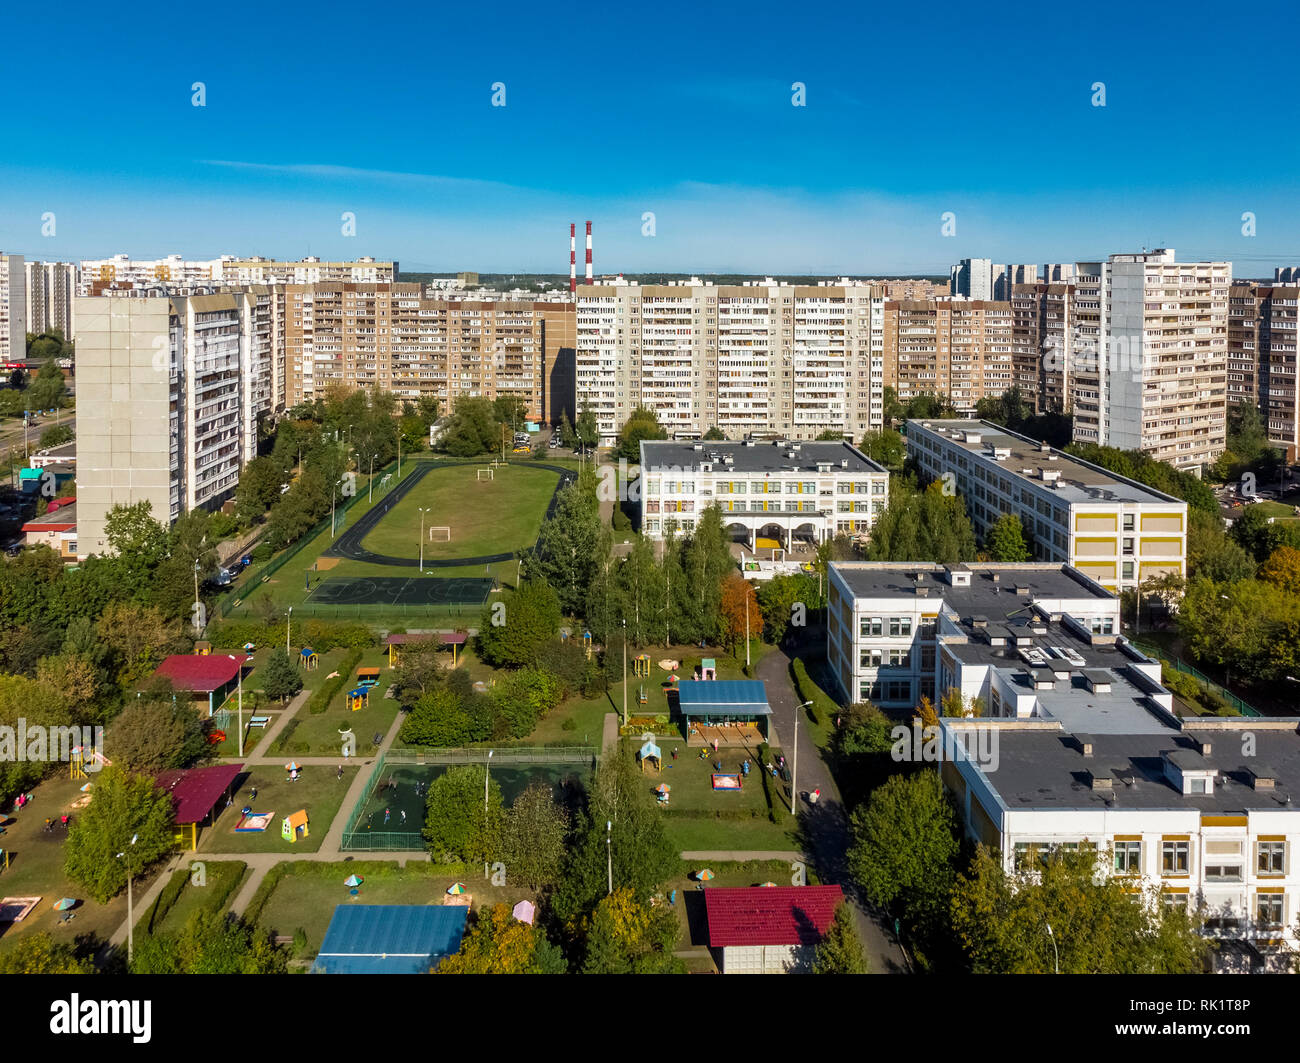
[428,526,451,542]
[476,468,494,481]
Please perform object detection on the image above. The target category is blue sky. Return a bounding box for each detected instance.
[1,1,1296,275]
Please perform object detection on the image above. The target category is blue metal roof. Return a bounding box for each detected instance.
[676,680,771,715]
[311,904,468,974]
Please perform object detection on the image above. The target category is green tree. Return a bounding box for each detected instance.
[502,783,570,889]
[26,359,67,410]
[234,456,285,524]
[0,673,70,804]
[859,429,906,471]
[64,767,178,903]
[0,933,93,974]
[679,505,734,644]
[131,909,288,973]
[104,501,169,573]
[756,572,817,645]
[526,483,608,616]
[951,845,1209,973]
[616,406,667,462]
[259,648,303,704]
[492,394,528,432]
[490,667,563,737]
[422,764,503,864]
[107,695,209,773]
[702,425,725,441]
[400,687,470,745]
[868,481,976,563]
[437,397,501,457]
[985,512,1030,562]
[582,888,685,973]
[39,423,73,449]
[847,770,960,967]
[437,903,567,974]
[575,402,599,451]
[476,579,561,667]
[813,903,868,974]
[614,535,666,647]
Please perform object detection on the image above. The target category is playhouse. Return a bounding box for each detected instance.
[300,648,319,670]
[638,738,662,774]
[282,809,309,843]
[347,687,370,712]
[699,658,717,681]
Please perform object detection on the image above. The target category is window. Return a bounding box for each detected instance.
[883,680,911,702]
[1122,561,1135,579]
[1088,616,1114,635]
[1257,840,1286,876]
[1161,839,1190,875]
[1256,893,1284,929]
[1114,840,1142,874]
[860,649,882,669]
[888,617,913,637]
[1123,514,1135,531]
[1161,892,1189,912]
[860,617,883,638]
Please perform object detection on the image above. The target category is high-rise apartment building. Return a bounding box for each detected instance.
[1043,263,1077,283]
[950,258,994,300]
[1069,250,1230,472]
[995,264,1039,300]
[1010,283,1073,411]
[0,253,27,361]
[24,261,78,339]
[77,254,396,295]
[882,298,1014,411]
[575,280,884,444]
[1229,281,1300,461]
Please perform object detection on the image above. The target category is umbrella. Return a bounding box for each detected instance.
[79,783,92,792]
[695,869,715,881]
[284,762,300,772]
[512,900,536,925]
[654,784,671,794]
[446,882,467,895]
[53,898,77,911]
[243,643,256,651]
[759,882,777,887]
[344,874,363,888]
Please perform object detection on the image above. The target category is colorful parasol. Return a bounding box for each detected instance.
[343,874,363,887]
[53,898,77,911]
[446,882,467,895]
[695,869,715,881]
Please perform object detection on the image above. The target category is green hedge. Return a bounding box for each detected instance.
[143,860,247,934]
[210,619,376,654]
[307,649,364,715]
[790,657,838,726]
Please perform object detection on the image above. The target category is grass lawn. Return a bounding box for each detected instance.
[251,862,537,962]
[1249,499,1300,522]
[635,737,772,816]
[660,814,799,852]
[664,859,820,952]
[0,770,149,954]
[143,860,249,936]
[274,650,401,756]
[361,462,561,561]
[197,765,358,855]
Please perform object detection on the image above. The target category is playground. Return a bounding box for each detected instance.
[198,765,358,855]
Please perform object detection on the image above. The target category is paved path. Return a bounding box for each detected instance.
[679,850,802,862]
[756,643,908,974]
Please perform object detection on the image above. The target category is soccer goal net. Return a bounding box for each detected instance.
[476,468,494,481]
[428,526,451,542]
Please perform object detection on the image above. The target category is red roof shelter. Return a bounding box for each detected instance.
[154,763,244,850]
[704,886,844,972]
[153,654,248,715]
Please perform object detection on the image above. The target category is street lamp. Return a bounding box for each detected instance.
[1045,921,1060,974]
[606,819,613,896]
[790,700,812,817]
[115,833,139,965]
[418,508,429,573]
[193,558,202,634]
[368,453,375,504]
[484,750,494,879]
[286,606,293,656]
[621,619,628,728]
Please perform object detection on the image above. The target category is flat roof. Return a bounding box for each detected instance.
[640,439,886,475]
[312,905,468,975]
[830,562,1113,610]
[961,726,1300,813]
[906,419,1183,505]
[705,886,844,947]
[677,680,772,715]
[154,763,244,824]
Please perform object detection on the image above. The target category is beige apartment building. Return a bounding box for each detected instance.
[882,299,1015,411]
[1229,281,1300,461]
[1069,250,1230,472]
[576,279,885,444]
[1010,283,1072,412]
[78,255,395,295]
[25,260,78,339]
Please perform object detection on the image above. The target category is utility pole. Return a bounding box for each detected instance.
[745,585,751,668]
[606,820,613,896]
[286,606,292,656]
[791,700,812,817]
[484,750,494,880]
[368,453,374,503]
[419,508,428,573]
[236,656,244,757]
[622,619,628,728]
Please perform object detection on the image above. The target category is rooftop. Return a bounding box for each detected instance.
[312,905,468,975]
[154,763,243,824]
[640,439,886,476]
[831,562,1114,611]
[957,724,1300,813]
[153,653,249,693]
[906,419,1183,506]
[705,886,844,947]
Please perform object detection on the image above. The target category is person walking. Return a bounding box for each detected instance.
[400,810,407,824]
[384,808,391,825]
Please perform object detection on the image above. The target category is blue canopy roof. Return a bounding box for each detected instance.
[311,905,468,974]
[675,679,772,716]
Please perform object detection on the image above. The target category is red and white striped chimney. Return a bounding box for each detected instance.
[569,223,577,293]
[585,220,593,284]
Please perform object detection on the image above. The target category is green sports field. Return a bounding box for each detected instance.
[360,463,561,561]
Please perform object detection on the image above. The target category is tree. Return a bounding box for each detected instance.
[1258,545,1300,596]
[96,601,180,685]
[847,770,960,966]
[26,359,66,411]
[36,651,99,718]
[492,394,528,432]
[437,903,567,974]
[64,767,178,903]
[582,888,685,974]
[702,425,725,441]
[615,406,667,463]
[131,909,288,974]
[679,505,735,645]
[720,571,762,655]
[422,764,503,864]
[107,695,209,773]
[0,933,93,974]
[39,423,73,449]
[951,845,1209,973]
[400,687,470,746]
[104,501,169,573]
[437,397,501,457]
[868,482,976,563]
[234,456,285,524]
[575,402,599,451]
[613,535,665,647]
[260,649,303,704]
[389,641,446,703]
[502,783,570,889]
[985,512,1030,562]
[1187,507,1255,582]
[0,673,74,805]
[526,483,608,616]
[813,903,868,974]
[859,429,906,471]
[756,572,817,645]
[1177,576,1300,683]
[475,579,561,667]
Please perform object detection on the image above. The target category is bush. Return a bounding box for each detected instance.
[612,506,631,532]
[791,657,838,726]
[251,544,272,562]
[306,649,363,715]
[561,717,577,732]
[491,668,564,738]
[39,424,73,448]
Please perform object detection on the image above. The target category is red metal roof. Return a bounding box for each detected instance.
[154,763,244,824]
[704,886,844,947]
[153,654,248,692]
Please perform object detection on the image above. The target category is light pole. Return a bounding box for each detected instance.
[744,583,751,668]
[286,606,292,656]
[368,453,375,504]
[790,699,812,817]
[419,508,429,573]
[1045,922,1060,974]
[622,619,628,728]
[193,559,202,633]
[606,819,613,896]
[115,833,138,966]
[484,751,494,879]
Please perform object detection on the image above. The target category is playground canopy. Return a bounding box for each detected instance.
[154,763,244,850]
[311,905,468,974]
[638,739,662,772]
[384,632,468,667]
[152,654,249,715]
[676,680,772,734]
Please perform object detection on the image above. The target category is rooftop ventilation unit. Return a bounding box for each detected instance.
[692,443,704,451]
[1250,767,1276,791]
[1082,670,1112,694]
[1088,771,1112,791]
[1014,584,1030,596]
[1041,468,1061,483]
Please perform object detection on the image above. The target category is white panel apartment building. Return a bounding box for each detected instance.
[0,253,27,361]
[24,261,78,339]
[75,294,276,557]
[639,439,889,543]
[1069,250,1230,472]
[906,419,1187,592]
[576,279,884,444]
[78,254,395,294]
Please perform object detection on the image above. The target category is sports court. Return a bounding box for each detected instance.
[309,576,493,608]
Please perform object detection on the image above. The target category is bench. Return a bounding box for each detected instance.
[249,716,271,728]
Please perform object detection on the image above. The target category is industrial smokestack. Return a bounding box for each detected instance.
[585,220,593,284]
[569,223,576,293]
